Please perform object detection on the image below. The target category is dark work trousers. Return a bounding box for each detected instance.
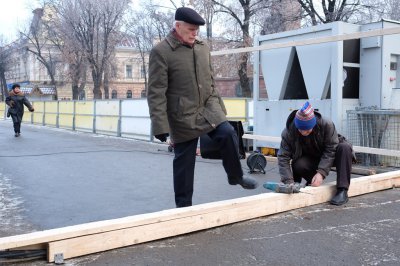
[173,121,243,208]
[291,143,353,189]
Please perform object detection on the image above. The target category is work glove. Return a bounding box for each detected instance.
[155,133,169,142]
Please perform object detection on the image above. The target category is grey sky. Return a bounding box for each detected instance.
[0,0,41,41]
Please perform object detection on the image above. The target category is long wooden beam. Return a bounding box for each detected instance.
[211,26,400,56]
[243,134,400,157]
[0,171,399,262]
[45,172,400,261]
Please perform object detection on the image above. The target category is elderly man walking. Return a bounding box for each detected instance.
[147,7,257,208]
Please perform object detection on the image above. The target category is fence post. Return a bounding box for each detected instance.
[73,100,76,131]
[93,100,96,134]
[56,100,60,128]
[117,100,122,137]
[245,98,249,128]
[30,101,34,124]
[43,101,46,126]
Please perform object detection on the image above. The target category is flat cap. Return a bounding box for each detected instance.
[175,7,205,26]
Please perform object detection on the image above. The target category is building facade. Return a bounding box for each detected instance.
[5,40,148,101]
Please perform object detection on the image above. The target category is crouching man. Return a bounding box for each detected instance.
[277,101,353,205]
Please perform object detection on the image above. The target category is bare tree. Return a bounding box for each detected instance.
[211,0,273,97]
[58,35,88,100]
[125,16,152,95]
[103,54,118,99]
[259,0,301,35]
[19,8,60,98]
[53,0,130,99]
[149,6,176,40]
[125,2,174,95]
[40,5,88,100]
[360,0,400,22]
[67,51,88,100]
[297,0,377,25]
[383,0,400,20]
[191,0,216,41]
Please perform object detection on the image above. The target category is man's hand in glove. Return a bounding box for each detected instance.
[155,133,169,142]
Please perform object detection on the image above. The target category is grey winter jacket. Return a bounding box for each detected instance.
[147,31,227,143]
[278,110,339,184]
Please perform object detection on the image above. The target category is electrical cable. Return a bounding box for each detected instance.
[0,249,46,263]
[0,148,173,158]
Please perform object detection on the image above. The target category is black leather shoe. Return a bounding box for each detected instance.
[228,177,258,189]
[330,189,348,206]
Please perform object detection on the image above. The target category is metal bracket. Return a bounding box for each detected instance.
[54,253,64,264]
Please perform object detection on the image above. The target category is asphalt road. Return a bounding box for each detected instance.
[0,120,399,265]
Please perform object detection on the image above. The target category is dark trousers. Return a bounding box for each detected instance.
[11,114,22,133]
[173,121,243,207]
[291,143,353,189]
[14,122,21,133]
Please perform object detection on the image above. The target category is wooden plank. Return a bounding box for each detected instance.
[1,172,399,262]
[332,166,376,176]
[0,207,218,250]
[211,26,400,56]
[352,146,400,157]
[46,172,400,262]
[248,152,376,175]
[243,134,281,143]
[243,134,400,157]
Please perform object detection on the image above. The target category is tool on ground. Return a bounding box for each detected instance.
[263,182,305,194]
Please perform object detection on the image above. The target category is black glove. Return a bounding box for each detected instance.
[155,133,169,142]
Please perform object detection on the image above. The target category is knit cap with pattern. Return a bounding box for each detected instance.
[294,101,316,130]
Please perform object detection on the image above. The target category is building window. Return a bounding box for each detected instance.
[126,90,132,98]
[140,65,146,79]
[126,65,132,78]
[111,90,117,99]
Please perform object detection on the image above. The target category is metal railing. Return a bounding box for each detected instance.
[347,108,400,167]
[2,98,253,142]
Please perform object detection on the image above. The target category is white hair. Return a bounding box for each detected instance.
[173,20,184,29]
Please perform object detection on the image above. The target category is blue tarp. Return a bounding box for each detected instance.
[7,82,30,90]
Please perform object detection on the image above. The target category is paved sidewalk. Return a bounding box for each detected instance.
[0,120,273,233]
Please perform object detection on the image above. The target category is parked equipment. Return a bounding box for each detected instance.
[246,151,267,174]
